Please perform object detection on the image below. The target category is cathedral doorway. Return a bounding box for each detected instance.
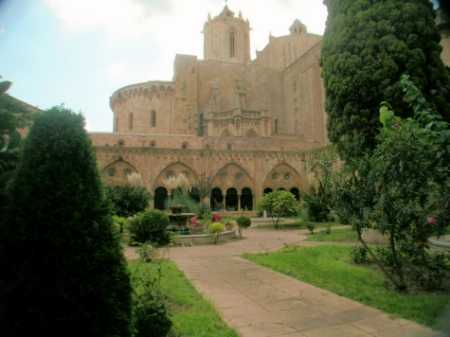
[211,188,224,210]
[225,188,238,211]
[154,187,168,210]
[240,187,253,210]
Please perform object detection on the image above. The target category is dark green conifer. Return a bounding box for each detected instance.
[0,106,131,337]
[321,0,450,160]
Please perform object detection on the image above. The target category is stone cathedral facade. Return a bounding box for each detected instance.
[88,4,450,212]
[89,5,334,212]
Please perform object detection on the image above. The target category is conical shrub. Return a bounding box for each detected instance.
[0,106,131,337]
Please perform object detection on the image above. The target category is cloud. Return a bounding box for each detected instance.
[43,0,171,40]
[0,24,5,34]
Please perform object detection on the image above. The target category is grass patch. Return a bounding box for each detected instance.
[307,227,358,242]
[129,261,239,337]
[244,245,449,328]
[257,220,343,230]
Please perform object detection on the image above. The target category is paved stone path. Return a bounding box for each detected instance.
[167,229,443,337]
[129,228,443,337]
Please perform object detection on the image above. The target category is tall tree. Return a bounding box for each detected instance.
[0,106,132,337]
[321,0,450,160]
[0,78,31,212]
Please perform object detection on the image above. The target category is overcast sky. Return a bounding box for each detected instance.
[0,0,327,131]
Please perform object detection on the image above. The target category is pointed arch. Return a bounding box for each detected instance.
[211,162,254,191]
[101,159,139,186]
[153,162,198,190]
[263,162,303,193]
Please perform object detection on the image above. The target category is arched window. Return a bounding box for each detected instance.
[229,31,236,58]
[154,187,168,210]
[150,110,156,127]
[290,187,300,200]
[263,187,273,195]
[128,112,133,130]
[211,188,224,211]
[225,188,238,211]
[274,118,279,134]
[241,187,253,211]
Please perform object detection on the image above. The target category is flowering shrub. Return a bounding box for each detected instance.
[212,213,221,222]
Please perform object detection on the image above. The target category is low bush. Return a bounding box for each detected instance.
[208,222,225,244]
[131,265,172,337]
[351,246,369,264]
[256,191,298,228]
[236,216,251,237]
[306,222,315,234]
[138,243,156,263]
[167,192,200,215]
[112,215,128,234]
[106,185,150,217]
[198,203,211,219]
[128,210,170,246]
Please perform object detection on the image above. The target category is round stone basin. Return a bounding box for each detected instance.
[168,212,195,227]
[173,230,238,246]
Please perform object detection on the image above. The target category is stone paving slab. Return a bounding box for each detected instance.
[165,228,441,337]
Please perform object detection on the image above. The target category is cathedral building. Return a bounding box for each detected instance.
[90,4,449,212]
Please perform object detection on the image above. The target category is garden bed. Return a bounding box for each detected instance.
[173,230,238,246]
[129,261,239,337]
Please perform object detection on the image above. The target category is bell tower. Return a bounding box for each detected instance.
[203,5,251,64]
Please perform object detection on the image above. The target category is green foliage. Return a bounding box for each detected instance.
[138,243,156,263]
[332,76,450,291]
[303,148,339,222]
[321,0,450,160]
[167,191,200,215]
[0,80,34,207]
[128,210,170,246]
[351,246,369,264]
[257,191,299,228]
[236,216,251,238]
[306,222,315,234]
[129,261,240,337]
[112,215,128,234]
[308,227,357,242]
[245,245,450,328]
[106,185,150,217]
[236,216,251,229]
[208,222,225,233]
[0,106,132,337]
[208,222,225,244]
[130,264,172,337]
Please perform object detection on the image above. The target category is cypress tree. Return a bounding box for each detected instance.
[0,106,131,337]
[321,0,450,160]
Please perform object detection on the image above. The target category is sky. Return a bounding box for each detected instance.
[0,0,327,132]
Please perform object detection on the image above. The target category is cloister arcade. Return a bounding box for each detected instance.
[102,159,304,212]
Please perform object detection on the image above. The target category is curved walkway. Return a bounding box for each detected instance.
[136,228,441,337]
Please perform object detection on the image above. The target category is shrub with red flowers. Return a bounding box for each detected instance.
[211,213,221,222]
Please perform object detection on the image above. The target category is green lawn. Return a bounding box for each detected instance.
[129,261,239,337]
[244,245,449,328]
[257,220,343,230]
[307,227,358,242]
